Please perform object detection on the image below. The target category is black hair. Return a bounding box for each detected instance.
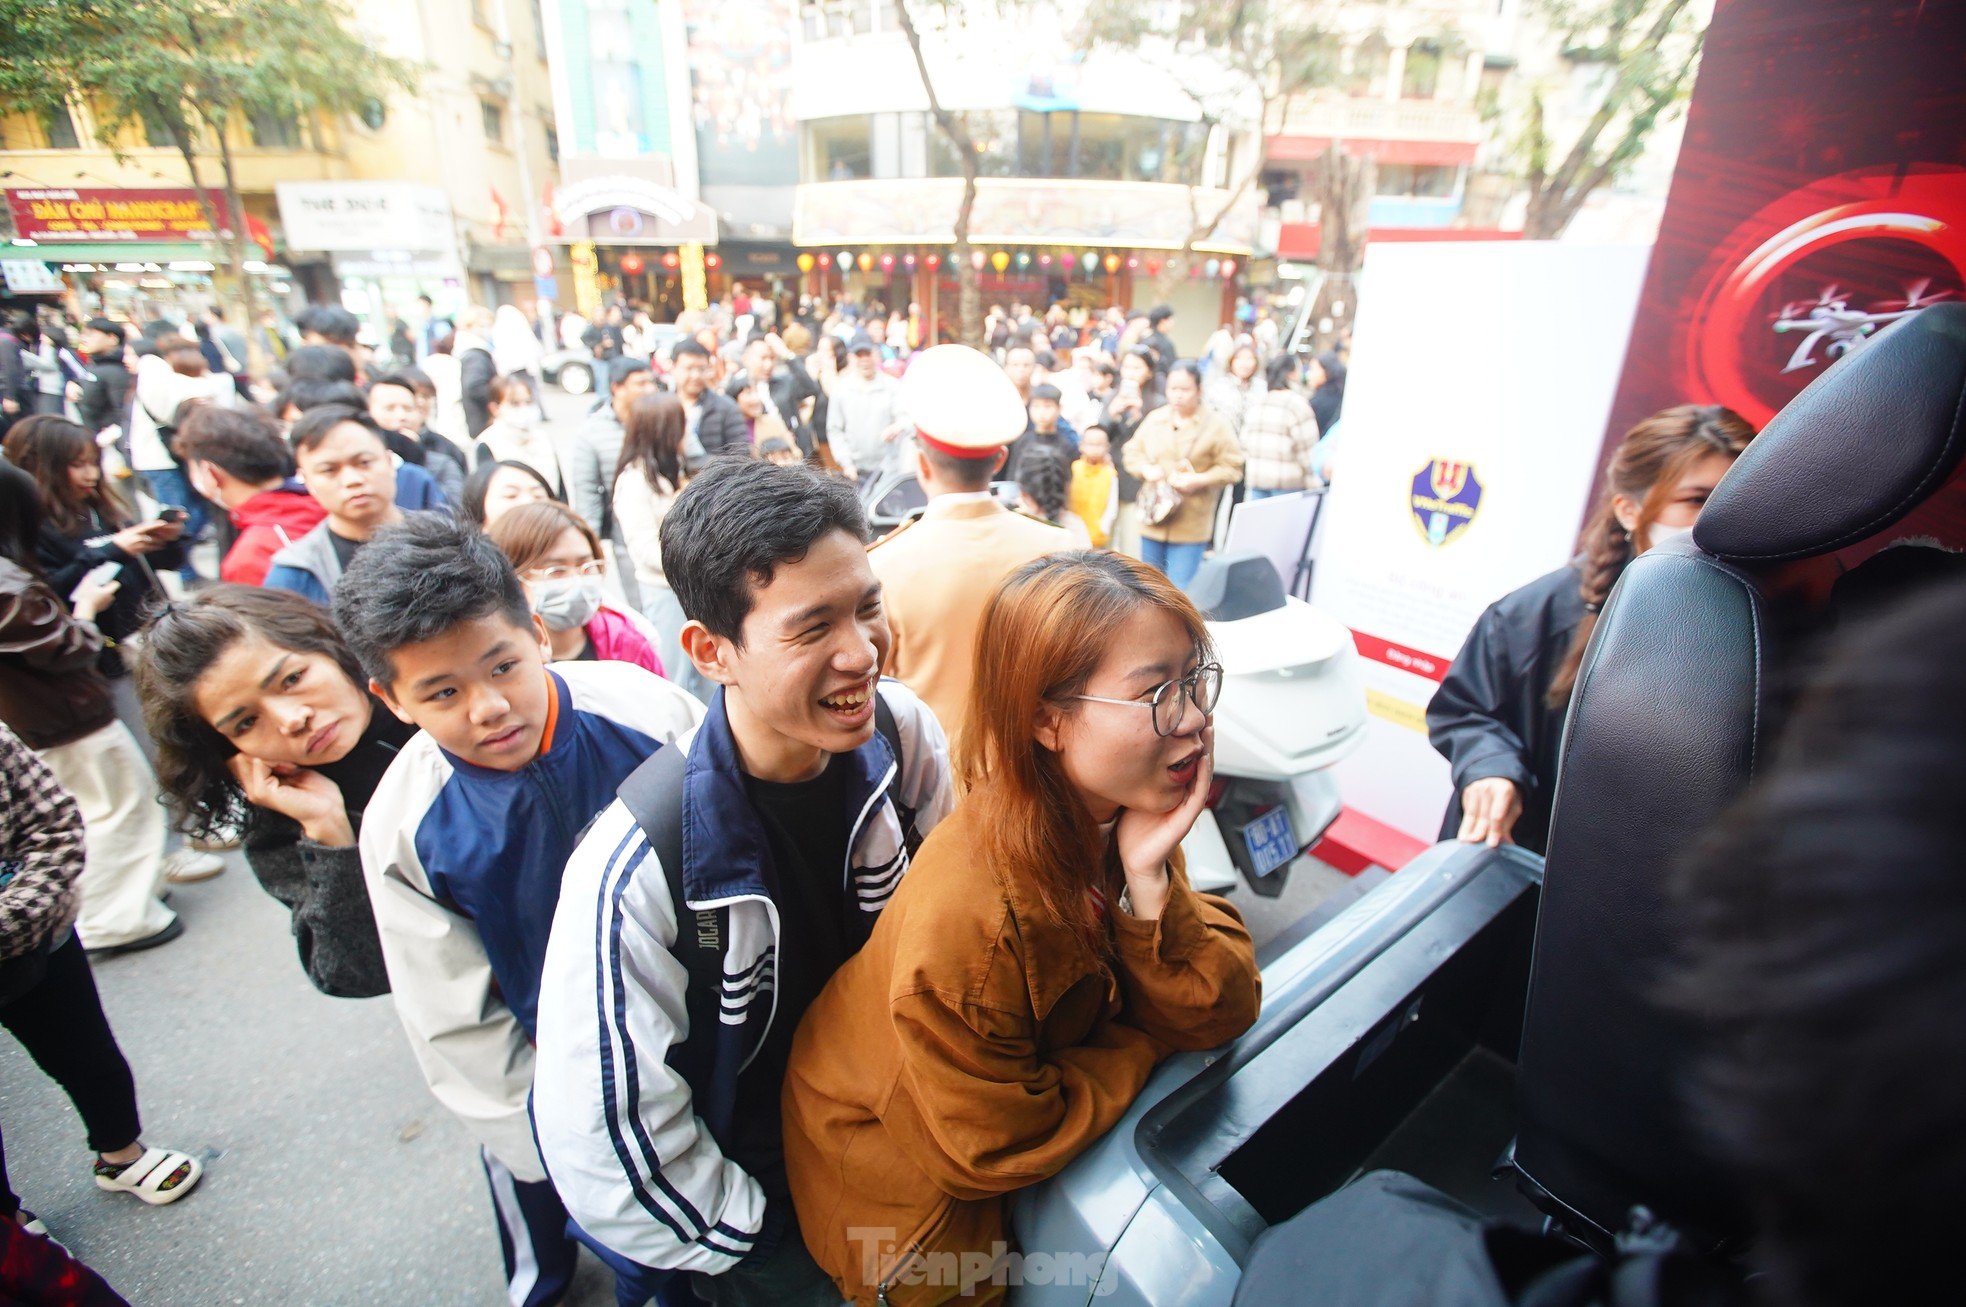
[367,371,420,397]
[294,305,361,347]
[289,403,380,456]
[1148,305,1174,326]
[1004,341,1037,361]
[670,339,711,362]
[1016,446,1070,524]
[133,585,367,840]
[920,443,998,492]
[286,342,358,383]
[176,404,294,484]
[460,459,555,527]
[1029,383,1062,404]
[608,358,653,390]
[1264,353,1300,390]
[659,456,868,645]
[332,512,532,687]
[0,459,46,577]
[1034,349,1058,371]
[280,378,367,417]
[1167,360,1202,386]
[1669,576,1966,1307]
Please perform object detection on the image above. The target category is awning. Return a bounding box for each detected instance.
[13,242,214,264]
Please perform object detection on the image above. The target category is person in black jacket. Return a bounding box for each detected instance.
[134,586,411,998]
[2,415,184,678]
[1426,405,1755,853]
[71,319,133,438]
[454,307,498,439]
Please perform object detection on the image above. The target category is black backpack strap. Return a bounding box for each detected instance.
[873,689,921,857]
[615,742,725,1081]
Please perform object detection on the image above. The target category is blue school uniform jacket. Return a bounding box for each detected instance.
[358,660,704,1181]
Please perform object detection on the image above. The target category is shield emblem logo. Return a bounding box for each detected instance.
[1410,459,1483,547]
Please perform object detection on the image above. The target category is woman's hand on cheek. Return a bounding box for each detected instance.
[228,755,355,847]
[1115,724,1214,920]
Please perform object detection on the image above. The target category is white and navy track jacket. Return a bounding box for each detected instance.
[531,678,954,1274]
[358,661,705,1182]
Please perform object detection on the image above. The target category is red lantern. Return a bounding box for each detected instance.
[619,253,645,275]
[1125,256,1140,270]
[880,253,895,269]
[661,251,680,270]
[1146,259,1162,276]
[705,252,722,269]
[925,253,942,269]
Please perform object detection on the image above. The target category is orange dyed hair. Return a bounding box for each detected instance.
[959,549,1213,956]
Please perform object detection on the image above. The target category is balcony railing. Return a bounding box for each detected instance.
[1273,95,1482,144]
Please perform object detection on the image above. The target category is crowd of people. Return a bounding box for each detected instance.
[0,287,1298,1306]
[12,266,1937,1307]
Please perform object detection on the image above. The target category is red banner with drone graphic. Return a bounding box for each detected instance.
[1601,0,1966,468]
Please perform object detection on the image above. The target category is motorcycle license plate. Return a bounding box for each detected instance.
[1240,806,1297,878]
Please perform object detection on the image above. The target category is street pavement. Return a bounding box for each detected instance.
[0,379,1385,1304]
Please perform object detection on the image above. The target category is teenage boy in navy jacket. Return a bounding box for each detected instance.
[337,514,703,1307]
[533,459,955,1305]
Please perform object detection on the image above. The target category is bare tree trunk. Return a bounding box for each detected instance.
[210,126,266,374]
[1306,144,1373,345]
[1521,0,1693,239]
[895,2,981,346]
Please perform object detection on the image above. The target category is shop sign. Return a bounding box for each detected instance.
[6,187,233,243]
[277,182,457,254]
[792,178,1259,253]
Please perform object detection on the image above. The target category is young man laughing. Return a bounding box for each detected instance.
[532,458,954,1306]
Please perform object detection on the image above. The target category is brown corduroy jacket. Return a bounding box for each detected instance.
[781,797,1260,1303]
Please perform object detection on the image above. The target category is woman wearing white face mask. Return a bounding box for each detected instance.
[471,373,564,499]
[485,500,666,677]
[1426,404,1755,855]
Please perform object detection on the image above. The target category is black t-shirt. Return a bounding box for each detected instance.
[328,528,365,573]
[728,754,855,1199]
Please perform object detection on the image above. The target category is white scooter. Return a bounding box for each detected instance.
[1180,553,1368,895]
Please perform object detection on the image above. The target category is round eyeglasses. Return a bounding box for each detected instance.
[1073,662,1223,737]
[523,559,607,583]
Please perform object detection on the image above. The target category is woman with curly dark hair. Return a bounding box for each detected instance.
[131,586,413,997]
[1425,404,1756,854]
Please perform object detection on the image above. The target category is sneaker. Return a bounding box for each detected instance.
[161,849,225,884]
[189,827,242,853]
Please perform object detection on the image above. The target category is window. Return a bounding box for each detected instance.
[481,97,506,145]
[808,115,871,180]
[1402,41,1443,100]
[544,117,560,163]
[139,104,179,148]
[358,98,388,131]
[1349,34,1391,98]
[40,106,79,150]
[249,107,301,149]
[1375,163,1459,198]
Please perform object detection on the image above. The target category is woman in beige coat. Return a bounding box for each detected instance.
[1122,361,1244,586]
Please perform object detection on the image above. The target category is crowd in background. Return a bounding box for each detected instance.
[0,283,1325,1305]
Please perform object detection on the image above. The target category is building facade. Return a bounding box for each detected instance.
[790,0,1261,347]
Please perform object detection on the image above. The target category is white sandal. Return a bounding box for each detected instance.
[94,1147,203,1205]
